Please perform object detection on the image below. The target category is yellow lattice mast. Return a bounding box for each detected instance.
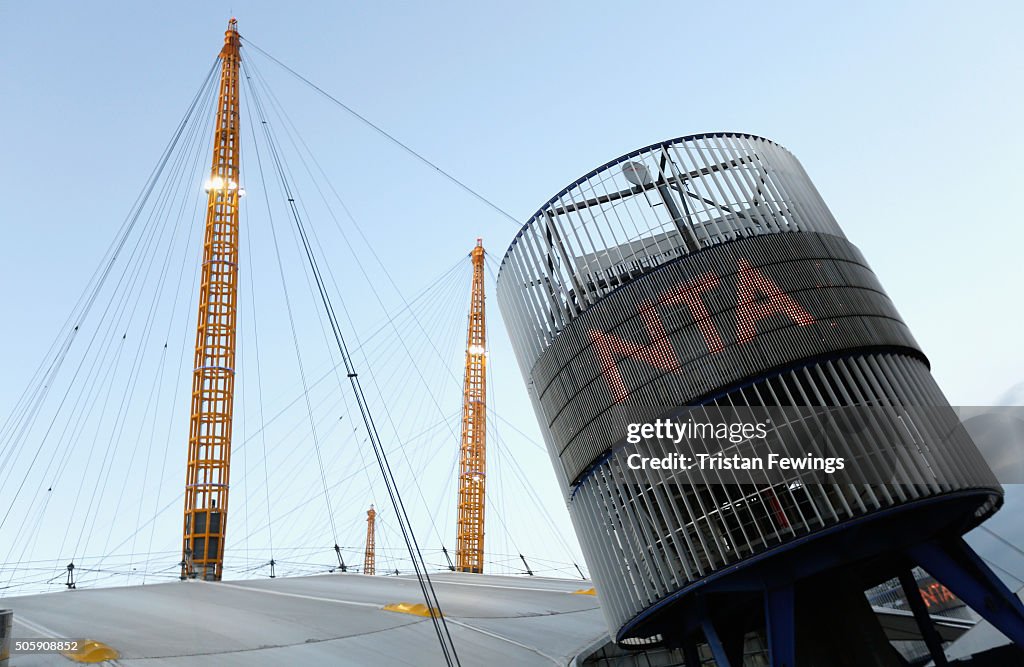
[180,18,242,581]
[456,239,487,573]
[364,505,377,575]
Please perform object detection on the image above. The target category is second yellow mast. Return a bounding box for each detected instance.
[456,240,487,573]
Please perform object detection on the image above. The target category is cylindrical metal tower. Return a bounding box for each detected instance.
[496,134,1021,663]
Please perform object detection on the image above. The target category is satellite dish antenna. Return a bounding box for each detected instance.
[622,161,652,186]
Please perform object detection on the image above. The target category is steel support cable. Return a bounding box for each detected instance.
[87,492,184,579]
[242,81,373,565]
[243,53,468,586]
[242,58,470,395]
[228,381,348,522]
[481,257,581,562]
[1,332,130,592]
[405,290,469,538]
[40,334,131,586]
[62,344,149,577]
[496,443,579,566]
[488,411,546,454]
[2,67,220,585]
[243,61,462,555]
[72,225,175,578]
[126,84,225,579]
[126,312,170,582]
[978,525,1024,564]
[243,67,344,556]
[341,259,466,350]
[374,511,400,577]
[228,392,348,550]
[979,556,1024,587]
[220,267,465,514]
[231,390,347,514]
[238,334,252,568]
[238,409,456,528]
[18,495,56,586]
[253,58,564,576]
[248,414,352,549]
[244,64,459,667]
[239,78,383,547]
[375,517,412,575]
[480,259,583,564]
[2,549,182,568]
[239,110,411,577]
[438,447,462,558]
[487,394,580,559]
[480,466,523,573]
[490,431,583,567]
[73,80,221,582]
[0,60,219,472]
[0,63,221,531]
[484,336,513,573]
[0,59,218,456]
[367,312,461,481]
[231,187,399,565]
[143,105,224,582]
[234,74,469,537]
[240,37,519,229]
[239,66,474,509]
[239,78,277,569]
[95,91,222,574]
[219,257,466,465]
[238,68,555,576]
[245,66,471,557]
[376,276,464,512]
[239,262,273,571]
[242,58,457,445]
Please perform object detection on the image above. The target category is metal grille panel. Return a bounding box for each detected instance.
[568,354,999,636]
[530,232,923,483]
[497,134,845,371]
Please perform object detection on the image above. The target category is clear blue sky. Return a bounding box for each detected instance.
[2,1,1023,590]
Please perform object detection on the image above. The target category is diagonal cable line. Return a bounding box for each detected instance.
[240,36,521,229]
[243,58,461,666]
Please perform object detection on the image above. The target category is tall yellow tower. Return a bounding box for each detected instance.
[456,240,487,573]
[364,505,377,576]
[181,19,242,581]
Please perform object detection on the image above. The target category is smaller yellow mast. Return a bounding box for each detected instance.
[364,505,376,575]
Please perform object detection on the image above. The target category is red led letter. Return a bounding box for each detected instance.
[734,258,814,343]
[661,272,725,354]
[590,301,678,403]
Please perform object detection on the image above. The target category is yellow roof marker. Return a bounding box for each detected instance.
[61,639,120,663]
[572,588,596,596]
[382,602,443,618]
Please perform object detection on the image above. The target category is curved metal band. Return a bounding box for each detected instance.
[530,232,924,484]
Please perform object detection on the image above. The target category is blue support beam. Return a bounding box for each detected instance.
[765,585,796,667]
[701,617,732,667]
[682,641,701,667]
[909,537,1024,647]
[898,569,949,667]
